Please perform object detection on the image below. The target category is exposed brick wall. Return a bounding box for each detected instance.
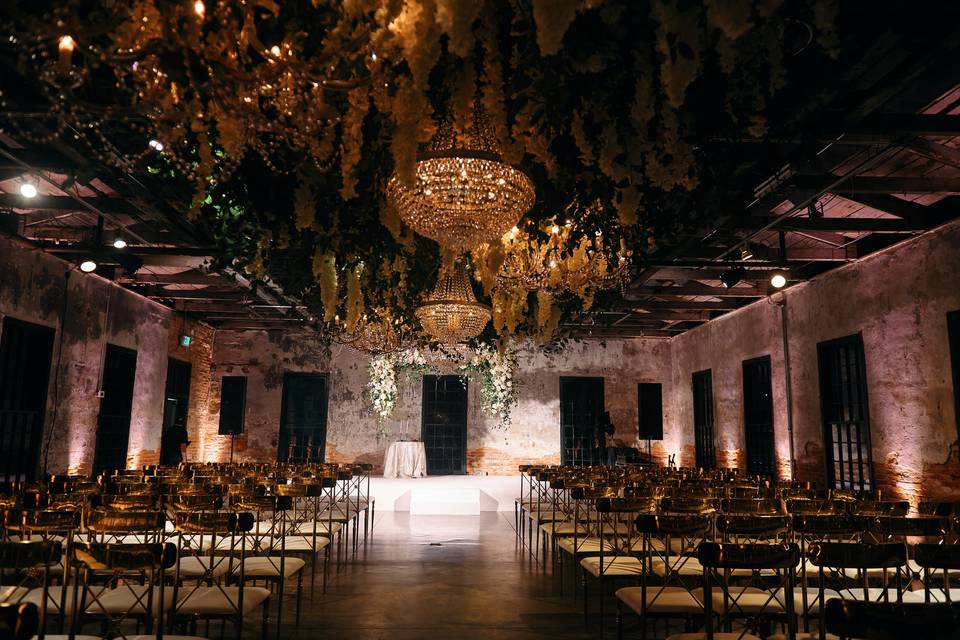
[167,319,216,463]
[669,219,960,500]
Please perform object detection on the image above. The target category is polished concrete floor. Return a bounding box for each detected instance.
[254,511,610,640]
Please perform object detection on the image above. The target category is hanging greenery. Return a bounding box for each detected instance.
[1,0,840,343]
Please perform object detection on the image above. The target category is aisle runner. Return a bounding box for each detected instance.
[369,475,519,514]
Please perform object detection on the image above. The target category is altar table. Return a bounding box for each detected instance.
[383,441,427,479]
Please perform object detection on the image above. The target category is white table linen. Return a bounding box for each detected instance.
[383,441,427,479]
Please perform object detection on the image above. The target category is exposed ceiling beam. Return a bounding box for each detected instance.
[0,193,140,215]
[849,113,960,137]
[795,174,960,194]
[630,300,741,311]
[212,320,311,331]
[623,311,713,322]
[728,215,927,233]
[829,193,936,224]
[131,287,249,301]
[627,284,766,298]
[638,258,845,269]
[899,136,960,170]
[119,272,225,285]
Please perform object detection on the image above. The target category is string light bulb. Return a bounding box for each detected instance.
[79,259,97,273]
[113,237,127,249]
[193,1,205,17]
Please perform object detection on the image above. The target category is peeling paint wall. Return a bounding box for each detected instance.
[208,331,673,474]
[0,234,212,475]
[670,219,960,502]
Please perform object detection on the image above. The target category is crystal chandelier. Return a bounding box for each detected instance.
[416,261,491,344]
[387,103,536,252]
[332,309,411,355]
[492,216,633,294]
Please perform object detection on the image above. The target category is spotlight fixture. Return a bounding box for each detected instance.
[770,269,788,289]
[112,237,127,249]
[719,268,744,288]
[739,244,753,260]
[79,259,97,273]
[148,139,164,152]
[19,180,38,198]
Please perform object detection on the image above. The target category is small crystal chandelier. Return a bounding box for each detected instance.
[416,261,491,344]
[332,309,411,355]
[387,103,536,252]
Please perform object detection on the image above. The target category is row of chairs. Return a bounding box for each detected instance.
[0,461,375,640]
[514,463,960,639]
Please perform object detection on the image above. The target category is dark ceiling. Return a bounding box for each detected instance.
[1,4,959,338]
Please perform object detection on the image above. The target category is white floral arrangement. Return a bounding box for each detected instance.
[367,354,398,431]
[462,342,519,427]
[367,343,518,431]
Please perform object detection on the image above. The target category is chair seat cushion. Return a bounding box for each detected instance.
[616,586,704,614]
[691,587,785,614]
[282,535,331,551]
[557,537,615,555]
[0,586,30,602]
[293,522,342,535]
[237,556,306,578]
[580,556,644,577]
[651,556,704,577]
[170,555,233,578]
[540,522,588,536]
[175,586,270,614]
[769,634,840,640]
[86,586,172,615]
[24,586,106,614]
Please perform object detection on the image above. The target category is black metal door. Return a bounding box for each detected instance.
[160,357,192,465]
[279,373,328,463]
[743,356,776,478]
[560,377,604,466]
[421,375,468,475]
[692,370,716,470]
[818,334,874,490]
[0,317,55,481]
[93,345,138,474]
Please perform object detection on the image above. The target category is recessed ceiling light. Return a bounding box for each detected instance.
[79,259,97,273]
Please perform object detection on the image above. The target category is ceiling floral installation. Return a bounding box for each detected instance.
[1,0,839,345]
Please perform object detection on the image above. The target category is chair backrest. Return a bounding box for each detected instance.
[716,514,790,542]
[913,543,960,604]
[697,542,800,640]
[0,602,39,640]
[823,598,960,639]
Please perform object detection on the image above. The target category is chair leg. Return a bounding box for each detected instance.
[276,577,284,640]
[295,570,303,627]
[616,599,623,640]
[583,571,589,625]
[260,597,269,640]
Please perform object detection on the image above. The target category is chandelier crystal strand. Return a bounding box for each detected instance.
[387,103,535,252]
[416,261,492,344]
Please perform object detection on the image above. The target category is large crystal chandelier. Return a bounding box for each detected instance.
[387,103,536,252]
[492,215,633,294]
[332,309,412,355]
[416,261,491,344]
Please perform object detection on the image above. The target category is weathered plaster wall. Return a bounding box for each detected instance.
[209,332,673,474]
[0,234,212,475]
[670,219,960,502]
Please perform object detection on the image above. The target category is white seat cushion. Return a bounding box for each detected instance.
[237,556,306,578]
[85,586,173,615]
[170,555,233,578]
[557,537,615,555]
[281,535,331,551]
[175,586,270,615]
[692,586,786,614]
[0,586,30,602]
[580,556,644,577]
[540,522,588,536]
[293,522,342,535]
[769,634,840,640]
[24,586,106,614]
[616,586,704,614]
[651,556,704,577]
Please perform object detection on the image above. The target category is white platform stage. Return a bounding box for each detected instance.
[368,475,520,515]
